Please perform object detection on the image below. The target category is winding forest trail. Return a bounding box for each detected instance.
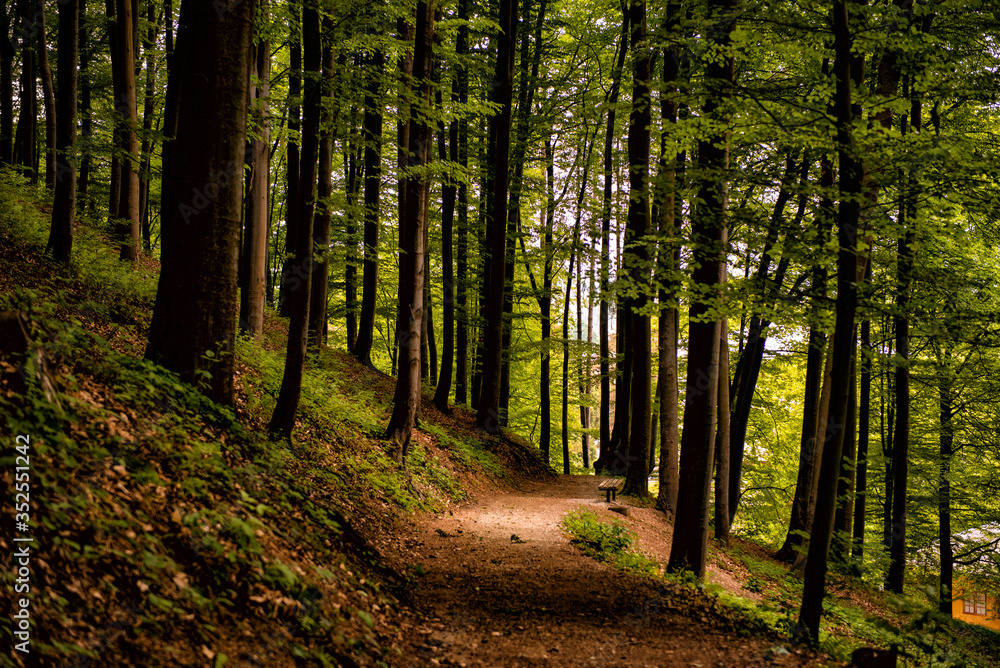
[395,475,826,667]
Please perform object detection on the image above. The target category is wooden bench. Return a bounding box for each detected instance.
[598,477,623,503]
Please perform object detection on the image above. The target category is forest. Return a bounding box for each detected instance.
[2,0,1000,664]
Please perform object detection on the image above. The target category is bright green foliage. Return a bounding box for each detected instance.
[562,508,659,575]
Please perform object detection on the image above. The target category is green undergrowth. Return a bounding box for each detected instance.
[233,335,505,514]
[561,509,659,576]
[0,293,400,666]
[0,172,526,666]
[562,506,998,666]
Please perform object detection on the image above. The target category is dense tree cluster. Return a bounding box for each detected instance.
[4,0,1000,643]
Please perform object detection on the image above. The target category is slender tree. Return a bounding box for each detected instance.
[476,0,517,433]
[145,0,255,406]
[35,0,55,189]
[278,5,301,316]
[667,0,735,578]
[715,319,731,542]
[110,0,142,261]
[269,2,322,438]
[308,22,337,350]
[352,35,384,367]
[240,23,271,340]
[13,0,37,182]
[0,4,13,166]
[386,0,435,459]
[655,0,682,519]
[796,0,863,642]
[622,0,652,497]
[594,9,629,471]
[46,0,78,263]
[453,0,470,405]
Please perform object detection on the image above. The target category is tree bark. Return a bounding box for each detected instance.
[595,9,629,471]
[433,113,457,411]
[77,0,92,210]
[352,44,383,367]
[268,3,322,438]
[385,0,435,460]
[727,152,802,521]
[655,0,682,519]
[833,349,858,565]
[667,0,735,579]
[344,131,361,350]
[240,29,270,340]
[776,150,833,565]
[886,91,920,595]
[0,4,14,166]
[13,0,37,183]
[453,0,470,406]
[111,0,141,261]
[35,0,55,189]
[137,0,158,252]
[145,0,254,407]
[278,9,301,317]
[851,270,872,573]
[714,318,731,542]
[562,235,576,475]
[475,0,517,433]
[308,23,336,350]
[796,0,862,642]
[937,346,954,616]
[623,0,652,497]
[46,0,78,263]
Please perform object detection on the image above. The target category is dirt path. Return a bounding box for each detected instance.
[396,475,827,667]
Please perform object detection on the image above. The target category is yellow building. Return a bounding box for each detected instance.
[953,585,1000,631]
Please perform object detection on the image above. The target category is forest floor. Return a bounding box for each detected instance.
[5,172,995,667]
[389,475,829,667]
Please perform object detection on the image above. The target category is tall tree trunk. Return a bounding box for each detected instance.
[137,0,158,252]
[776,150,833,565]
[145,0,254,406]
[852,273,872,574]
[937,346,954,616]
[0,4,14,166]
[308,21,336,350]
[77,0,92,210]
[278,10,301,316]
[425,232,438,381]
[46,0,78,263]
[268,3,322,438]
[533,140,556,461]
[882,315,895,553]
[352,45,384,367]
[110,0,141,261]
[727,153,802,521]
[886,90,920,595]
[833,350,858,564]
[796,0,862,642]
[667,0,735,578]
[655,1,682,519]
[562,239,576,475]
[595,9,629,471]
[240,29,270,340]
[453,0,470,405]
[385,0,435,460]
[344,132,361,350]
[14,0,37,183]
[35,0,55,189]
[578,240,589,469]
[433,115,457,411]
[623,0,652,497]
[475,0,517,433]
[714,318,731,542]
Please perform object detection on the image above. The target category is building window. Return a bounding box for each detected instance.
[963,593,987,615]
